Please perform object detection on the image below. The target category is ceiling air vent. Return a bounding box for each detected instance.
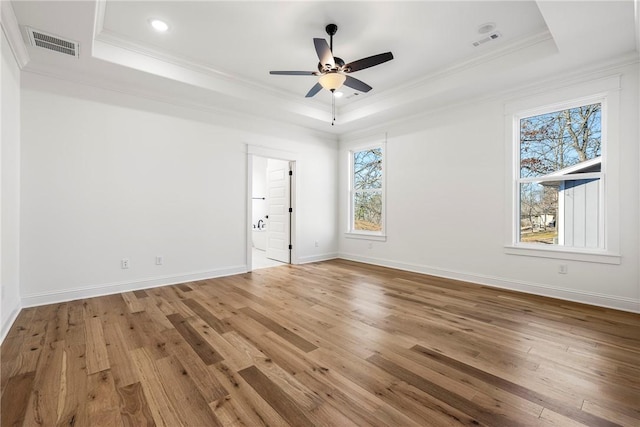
[26,27,79,58]
[472,32,501,48]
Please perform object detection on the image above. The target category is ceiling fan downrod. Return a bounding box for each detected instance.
[325,24,338,52]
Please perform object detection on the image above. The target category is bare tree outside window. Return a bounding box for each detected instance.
[518,103,602,245]
[352,148,383,231]
[520,103,601,178]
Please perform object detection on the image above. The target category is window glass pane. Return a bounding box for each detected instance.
[354,191,382,231]
[520,103,601,178]
[519,182,558,244]
[353,148,382,190]
[520,178,600,248]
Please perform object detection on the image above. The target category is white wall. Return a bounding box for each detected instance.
[1,30,22,339]
[20,73,338,307]
[339,62,639,312]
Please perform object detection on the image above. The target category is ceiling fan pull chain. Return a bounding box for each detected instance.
[332,92,336,126]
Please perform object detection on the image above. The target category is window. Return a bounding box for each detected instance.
[516,102,603,249]
[505,76,621,264]
[348,145,385,238]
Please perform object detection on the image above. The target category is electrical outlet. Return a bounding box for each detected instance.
[558,264,568,274]
[121,258,130,269]
[314,241,319,247]
[156,256,163,265]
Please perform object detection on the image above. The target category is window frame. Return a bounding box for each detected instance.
[346,142,387,241]
[504,77,621,264]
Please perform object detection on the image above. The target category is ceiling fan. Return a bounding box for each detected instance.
[270,24,394,98]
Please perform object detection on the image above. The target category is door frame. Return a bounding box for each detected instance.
[246,145,298,271]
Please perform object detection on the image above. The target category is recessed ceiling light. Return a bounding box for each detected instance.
[478,22,496,34]
[333,91,343,98]
[150,19,169,32]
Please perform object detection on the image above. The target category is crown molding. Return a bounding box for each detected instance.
[404,30,555,95]
[92,30,333,124]
[95,30,240,84]
[0,0,30,68]
[91,0,324,110]
[21,66,337,141]
[93,0,106,40]
[90,0,335,127]
[340,52,638,142]
[339,30,555,117]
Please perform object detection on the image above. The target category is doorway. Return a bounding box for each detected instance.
[248,151,295,271]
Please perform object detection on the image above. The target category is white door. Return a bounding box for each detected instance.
[266,159,291,263]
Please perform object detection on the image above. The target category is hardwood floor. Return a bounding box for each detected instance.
[2,259,639,426]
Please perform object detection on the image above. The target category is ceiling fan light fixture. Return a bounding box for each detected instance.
[319,72,346,91]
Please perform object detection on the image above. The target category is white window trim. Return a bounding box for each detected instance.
[504,75,621,264]
[346,142,387,241]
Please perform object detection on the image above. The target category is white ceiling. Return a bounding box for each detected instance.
[8,1,639,135]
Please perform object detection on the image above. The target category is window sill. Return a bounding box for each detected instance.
[345,232,387,242]
[504,245,621,265]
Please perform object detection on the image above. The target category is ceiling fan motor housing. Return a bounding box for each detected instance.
[318,57,345,73]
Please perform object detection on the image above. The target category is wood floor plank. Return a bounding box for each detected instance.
[185,290,237,319]
[410,345,619,426]
[56,343,90,427]
[581,399,640,426]
[208,361,290,427]
[209,395,258,427]
[125,311,172,360]
[238,306,318,353]
[183,298,233,334]
[1,259,638,427]
[86,370,124,427]
[534,361,640,409]
[85,316,111,374]
[129,348,183,427]
[1,371,35,426]
[249,328,427,426]
[154,355,223,426]
[137,297,175,331]
[132,290,149,299]
[238,365,315,426]
[175,283,193,293]
[1,323,29,393]
[166,313,224,365]
[22,340,65,425]
[117,382,155,427]
[162,328,229,404]
[42,303,69,344]
[218,330,268,371]
[103,321,140,388]
[367,353,525,426]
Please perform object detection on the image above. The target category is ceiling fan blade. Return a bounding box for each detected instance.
[344,52,394,73]
[305,82,323,98]
[269,71,317,75]
[343,75,372,93]
[313,38,335,68]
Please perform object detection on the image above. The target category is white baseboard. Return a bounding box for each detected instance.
[20,265,248,308]
[296,253,339,264]
[338,253,640,313]
[1,301,22,344]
